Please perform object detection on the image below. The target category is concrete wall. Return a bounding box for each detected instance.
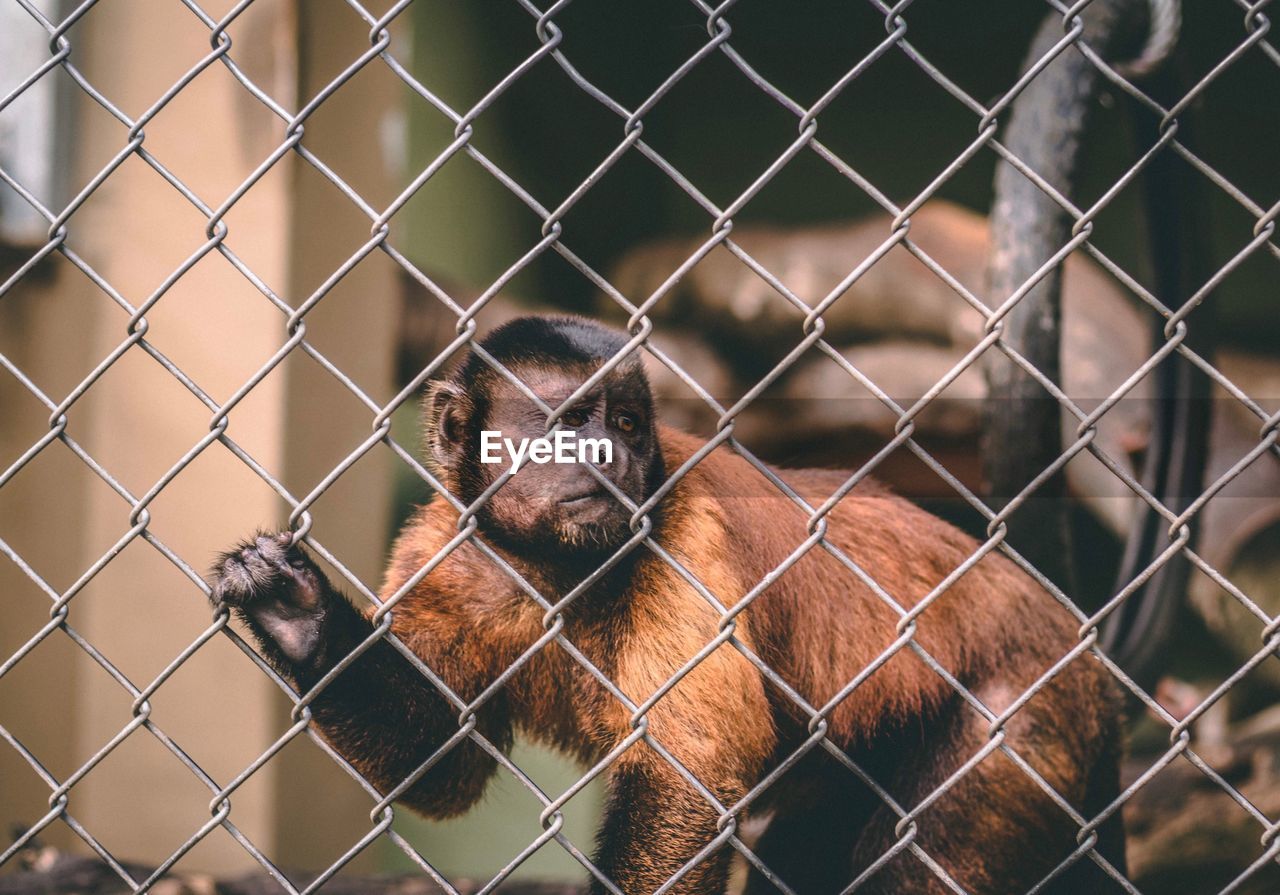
[1,0,398,875]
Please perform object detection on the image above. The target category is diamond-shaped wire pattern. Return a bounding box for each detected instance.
[1,0,1278,893]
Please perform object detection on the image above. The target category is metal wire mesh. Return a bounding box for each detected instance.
[1,0,1278,893]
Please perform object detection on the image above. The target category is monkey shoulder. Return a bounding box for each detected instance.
[381,499,526,623]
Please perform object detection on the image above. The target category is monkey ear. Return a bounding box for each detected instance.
[424,380,467,471]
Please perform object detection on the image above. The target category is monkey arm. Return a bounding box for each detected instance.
[300,602,514,820]
[211,533,512,819]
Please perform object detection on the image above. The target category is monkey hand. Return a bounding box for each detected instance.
[211,532,346,677]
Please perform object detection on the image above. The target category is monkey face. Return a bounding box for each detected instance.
[426,356,664,558]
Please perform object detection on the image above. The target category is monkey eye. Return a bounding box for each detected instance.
[613,411,637,433]
[561,408,589,429]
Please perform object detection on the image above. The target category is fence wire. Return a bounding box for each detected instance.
[0,0,1278,893]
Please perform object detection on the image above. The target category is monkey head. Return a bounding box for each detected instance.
[424,316,666,557]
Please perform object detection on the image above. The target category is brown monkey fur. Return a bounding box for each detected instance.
[212,316,1125,895]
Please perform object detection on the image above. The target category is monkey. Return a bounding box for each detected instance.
[211,315,1126,895]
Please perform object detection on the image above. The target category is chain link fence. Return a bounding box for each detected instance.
[1,0,1278,893]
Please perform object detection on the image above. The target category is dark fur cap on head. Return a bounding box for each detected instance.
[455,315,641,386]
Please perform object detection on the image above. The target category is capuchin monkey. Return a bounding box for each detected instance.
[211,316,1125,895]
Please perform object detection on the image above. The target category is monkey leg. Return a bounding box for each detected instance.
[589,756,745,895]
[847,692,1127,895]
[210,533,512,819]
[1037,729,1127,895]
[741,777,872,895]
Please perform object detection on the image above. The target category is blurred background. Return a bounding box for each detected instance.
[1,0,1278,892]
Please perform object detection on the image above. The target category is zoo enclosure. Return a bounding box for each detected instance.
[0,0,1278,893]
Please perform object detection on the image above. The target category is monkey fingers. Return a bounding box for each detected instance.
[211,532,341,671]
